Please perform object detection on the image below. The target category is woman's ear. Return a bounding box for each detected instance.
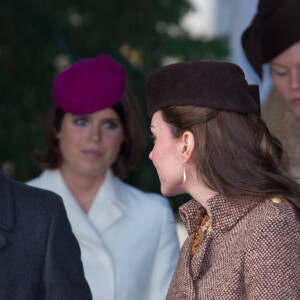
[181,131,195,162]
[56,129,61,140]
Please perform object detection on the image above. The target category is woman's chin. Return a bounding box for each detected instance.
[292,107,300,120]
[160,186,182,197]
[286,104,300,120]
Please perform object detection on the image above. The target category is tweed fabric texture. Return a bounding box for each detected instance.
[167,194,300,300]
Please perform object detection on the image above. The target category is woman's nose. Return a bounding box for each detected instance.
[149,150,153,160]
[88,125,101,141]
[290,71,300,90]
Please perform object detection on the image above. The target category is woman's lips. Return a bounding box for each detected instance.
[82,150,102,157]
[291,98,300,105]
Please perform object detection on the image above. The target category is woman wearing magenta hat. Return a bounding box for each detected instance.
[28,55,180,300]
[242,0,300,182]
[145,61,300,299]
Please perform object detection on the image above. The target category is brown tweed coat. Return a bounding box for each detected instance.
[167,194,300,300]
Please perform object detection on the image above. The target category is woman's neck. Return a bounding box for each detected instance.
[189,186,217,217]
[59,166,106,213]
[185,169,218,217]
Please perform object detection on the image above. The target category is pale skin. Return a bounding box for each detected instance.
[270,40,300,119]
[57,108,124,213]
[149,111,217,216]
[60,165,103,214]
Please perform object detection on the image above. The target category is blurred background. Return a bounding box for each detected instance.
[1,0,259,211]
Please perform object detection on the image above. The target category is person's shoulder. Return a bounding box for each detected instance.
[244,197,300,269]
[253,197,300,234]
[26,175,40,186]
[8,175,63,210]
[264,197,298,220]
[27,169,57,188]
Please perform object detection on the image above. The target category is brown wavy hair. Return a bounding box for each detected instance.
[161,105,300,211]
[34,89,145,178]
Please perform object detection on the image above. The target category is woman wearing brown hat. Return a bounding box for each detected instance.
[145,61,300,299]
[28,55,180,300]
[242,0,300,182]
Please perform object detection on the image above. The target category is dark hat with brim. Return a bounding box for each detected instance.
[146,61,260,118]
[242,0,300,79]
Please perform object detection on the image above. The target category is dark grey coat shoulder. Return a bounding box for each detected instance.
[0,173,92,300]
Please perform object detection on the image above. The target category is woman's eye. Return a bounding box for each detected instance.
[74,118,88,126]
[272,69,288,77]
[103,121,118,130]
[275,71,288,77]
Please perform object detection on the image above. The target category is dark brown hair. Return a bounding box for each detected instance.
[161,105,300,211]
[35,89,145,178]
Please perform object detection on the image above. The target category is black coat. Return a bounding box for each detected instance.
[0,173,92,300]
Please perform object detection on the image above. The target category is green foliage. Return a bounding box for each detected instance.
[0,0,228,209]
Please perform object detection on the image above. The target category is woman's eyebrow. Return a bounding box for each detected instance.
[102,117,121,121]
[70,114,87,117]
[270,62,288,68]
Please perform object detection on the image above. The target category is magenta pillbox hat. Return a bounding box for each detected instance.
[53,55,127,114]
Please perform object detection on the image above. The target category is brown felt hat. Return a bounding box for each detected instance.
[242,0,300,79]
[146,61,260,118]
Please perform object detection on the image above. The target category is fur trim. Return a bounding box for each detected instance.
[262,88,300,182]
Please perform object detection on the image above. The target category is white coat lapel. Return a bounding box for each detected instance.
[38,170,105,248]
[88,169,125,233]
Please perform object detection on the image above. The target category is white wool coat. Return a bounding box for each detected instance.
[28,169,180,300]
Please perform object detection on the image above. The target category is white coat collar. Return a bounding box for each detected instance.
[87,169,126,233]
[36,169,126,245]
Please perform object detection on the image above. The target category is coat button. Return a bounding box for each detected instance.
[272,197,282,204]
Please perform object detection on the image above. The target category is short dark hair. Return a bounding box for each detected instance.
[34,89,145,178]
[161,105,300,211]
